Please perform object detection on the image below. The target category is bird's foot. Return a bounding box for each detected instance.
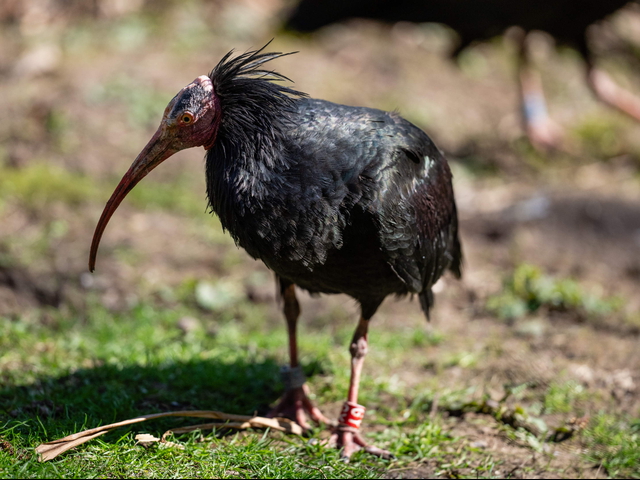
[268,366,333,430]
[267,384,333,429]
[328,426,393,460]
[327,401,393,460]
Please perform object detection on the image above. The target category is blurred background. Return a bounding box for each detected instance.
[1,0,639,476]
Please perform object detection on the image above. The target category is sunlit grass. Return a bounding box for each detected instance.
[0,298,394,478]
[581,414,640,478]
[572,114,629,159]
[543,381,589,415]
[486,264,623,321]
[0,160,205,219]
[0,163,97,211]
[1,221,637,478]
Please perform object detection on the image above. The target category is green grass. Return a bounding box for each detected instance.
[1,293,465,477]
[581,414,640,478]
[486,264,623,321]
[6,293,636,478]
[0,295,538,479]
[0,429,383,479]
[0,159,205,218]
[0,163,97,212]
[543,381,590,415]
[0,299,390,478]
[571,114,628,159]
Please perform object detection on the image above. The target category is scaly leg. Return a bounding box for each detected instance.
[328,316,393,460]
[516,31,564,151]
[268,283,332,429]
[587,61,640,122]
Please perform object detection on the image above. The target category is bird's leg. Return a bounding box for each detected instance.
[268,284,332,429]
[329,317,393,460]
[516,32,563,151]
[587,61,640,122]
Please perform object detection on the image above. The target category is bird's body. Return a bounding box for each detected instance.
[90,46,461,458]
[286,0,631,57]
[207,95,461,318]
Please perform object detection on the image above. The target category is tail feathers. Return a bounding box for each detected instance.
[419,289,434,321]
[448,202,463,279]
[449,233,463,279]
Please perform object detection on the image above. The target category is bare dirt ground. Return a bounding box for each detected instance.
[1,0,639,477]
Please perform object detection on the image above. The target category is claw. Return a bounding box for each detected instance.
[267,384,334,430]
[329,426,394,461]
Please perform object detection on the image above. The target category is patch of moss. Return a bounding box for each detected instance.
[486,264,622,321]
[572,114,626,159]
[0,162,97,210]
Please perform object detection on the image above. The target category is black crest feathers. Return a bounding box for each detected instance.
[208,43,307,150]
[208,43,303,100]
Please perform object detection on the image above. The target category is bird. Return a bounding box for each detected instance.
[89,45,462,459]
[284,0,640,151]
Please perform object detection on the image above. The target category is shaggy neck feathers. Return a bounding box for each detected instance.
[204,45,306,234]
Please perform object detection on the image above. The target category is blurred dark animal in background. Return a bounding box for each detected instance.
[88,46,462,459]
[285,0,640,151]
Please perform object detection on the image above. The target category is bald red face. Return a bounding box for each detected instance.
[160,75,220,150]
[89,75,221,271]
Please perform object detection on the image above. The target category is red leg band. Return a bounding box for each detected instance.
[337,401,366,429]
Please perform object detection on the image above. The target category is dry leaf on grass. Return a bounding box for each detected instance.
[35,410,303,461]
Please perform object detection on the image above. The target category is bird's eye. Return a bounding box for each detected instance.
[180,112,194,125]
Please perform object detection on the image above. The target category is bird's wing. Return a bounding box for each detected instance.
[280,100,392,265]
[285,100,461,293]
[370,113,462,298]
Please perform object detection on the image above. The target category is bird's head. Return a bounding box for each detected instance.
[88,75,221,272]
[160,75,221,151]
[89,45,304,272]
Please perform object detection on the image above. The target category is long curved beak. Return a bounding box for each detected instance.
[89,127,177,272]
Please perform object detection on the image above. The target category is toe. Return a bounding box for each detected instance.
[340,431,361,459]
[363,444,394,460]
[333,429,393,460]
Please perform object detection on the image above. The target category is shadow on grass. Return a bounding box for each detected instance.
[0,357,291,446]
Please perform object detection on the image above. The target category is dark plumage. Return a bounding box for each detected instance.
[285,0,640,151]
[285,0,630,57]
[90,46,462,458]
